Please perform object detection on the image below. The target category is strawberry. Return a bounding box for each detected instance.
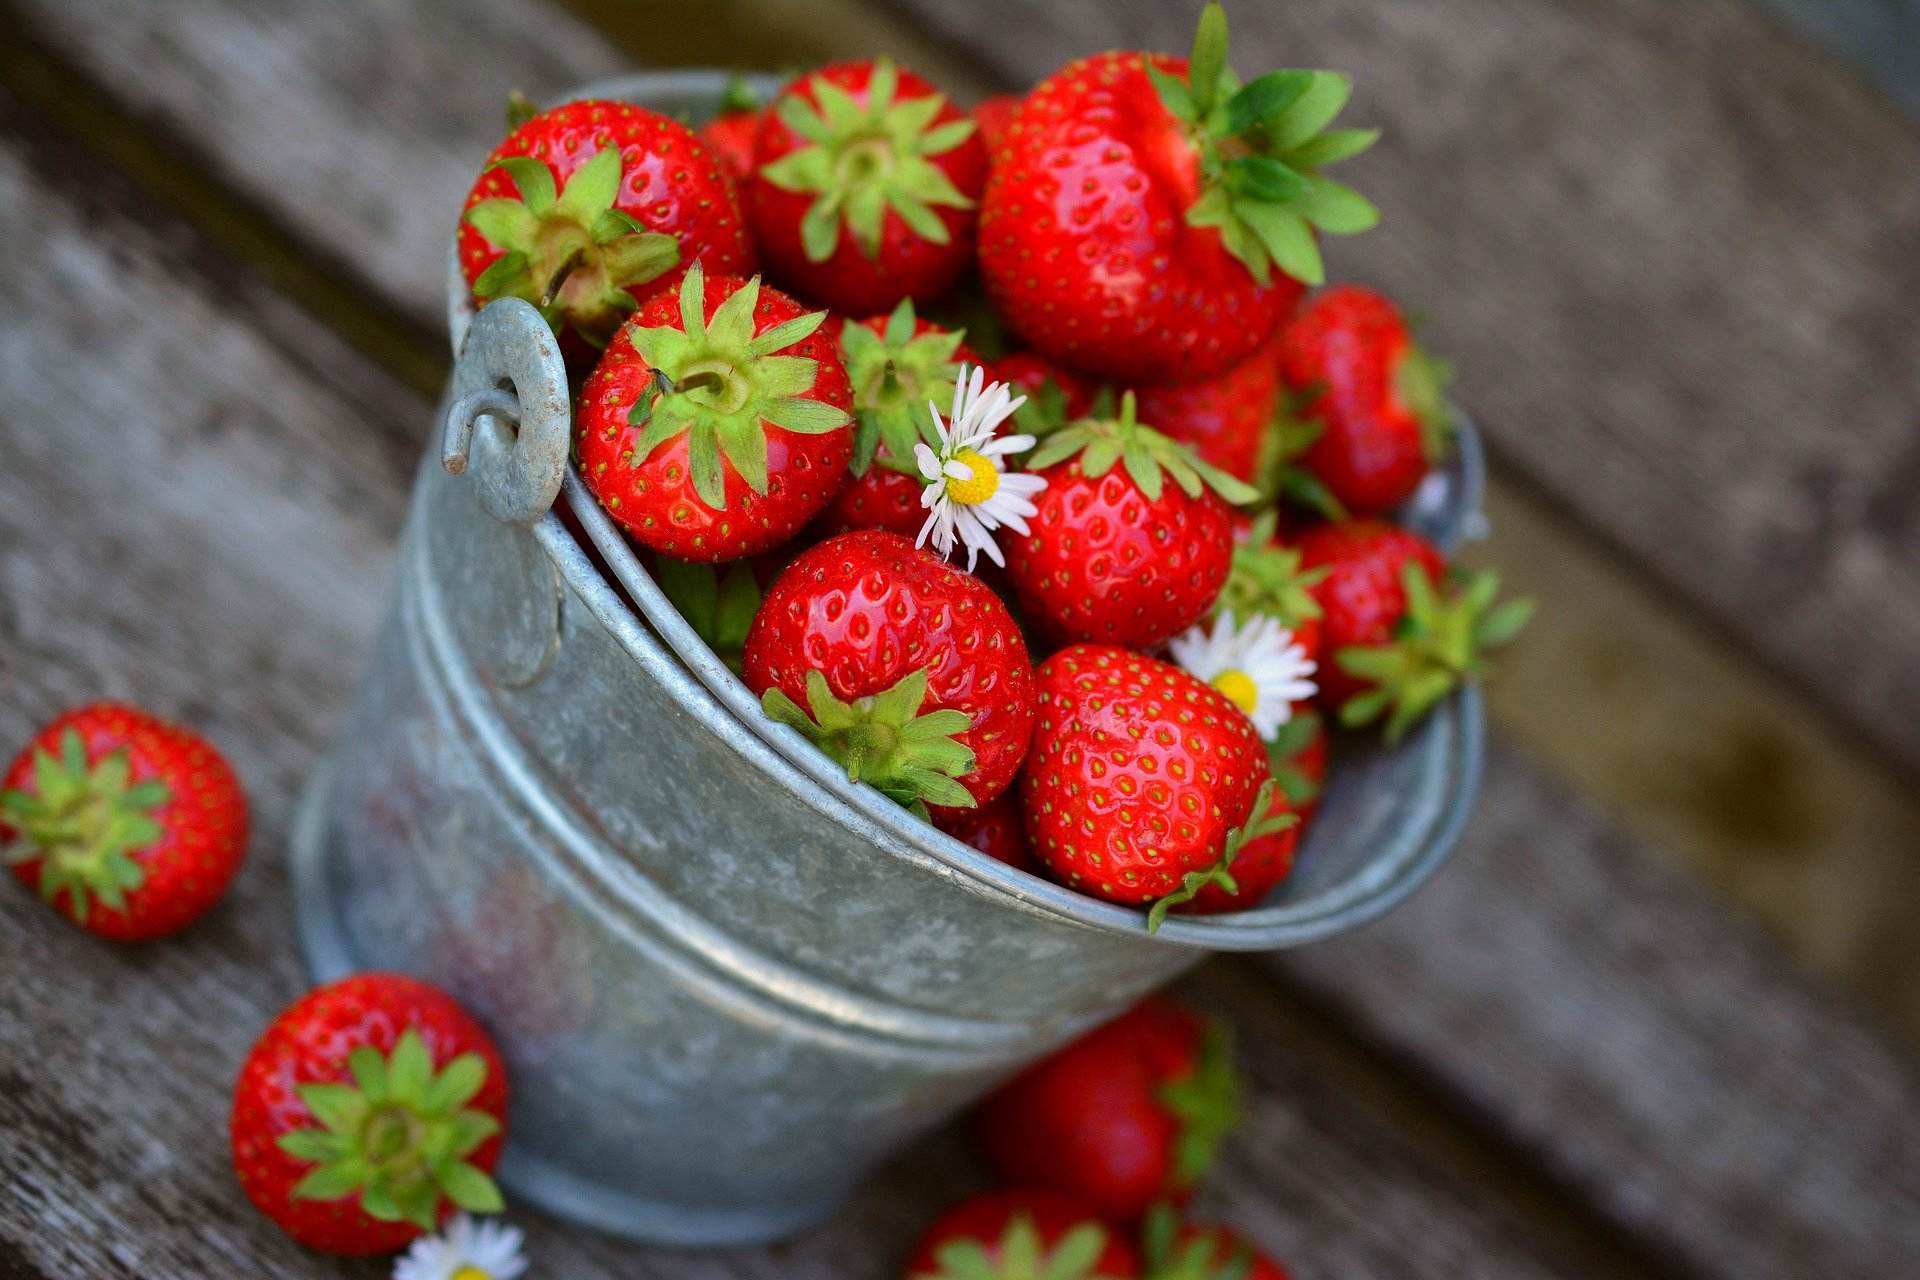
[744,530,1037,818]
[699,74,763,180]
[1173,781,1298,913]
[575,264,854,563]
[1132,351,1283,485]
[973,93,1021,156]
[230,974,508,1256]
[906,1190,1138,1280]
[992,352,1096,439]
[1278,285,1454,515]
[818,300,980,539]
[1007,393,1254,650]
[1141,1210,1292,1280]
[1021,646,1287,926]
[751,59,987,315]
[1296,520,1532,740]
[978,4,1378,381]
[977,999,1240,1221]
[1215,511,1327,665]
[935,792,1034,872]
[2,704,247,941]
[459,99,755,356]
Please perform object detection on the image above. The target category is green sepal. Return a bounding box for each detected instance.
[654,558,763,672]
[914,1212,1115,1280]
[0,729,172,926]
[465,145,681,347]
[1139,1204,1258,1280]
[717,72,761,116]
[1157,1020,1242,1190]
[761,667,977,820]
[759,56,976,262]
[1336,564,1533,742]
[1214,510,1328,627]
[839,298,968,473]
[1026,392,1259,507]
[1255,390,1349,521]
[279,1028,502,1233]
[1264,709,1323,810]
[1009,376,1076,441]
[622,263,849,511]
[1395,339,1456,464]
[1146,779,1295,932]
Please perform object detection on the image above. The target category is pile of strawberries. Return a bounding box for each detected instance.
[911,997,1285,1280]
[459,1,1528,925]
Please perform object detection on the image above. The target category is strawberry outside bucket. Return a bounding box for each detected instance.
[287,69,1488,1248]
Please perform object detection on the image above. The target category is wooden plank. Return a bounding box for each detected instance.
[0,111,1590,1280]
[878,0,1920,781]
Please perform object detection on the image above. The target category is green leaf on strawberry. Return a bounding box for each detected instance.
[840,298,969,473]
[922,1213,1114,1280]
[1158,1020,1242,1190]
[623,263,849,510]
[1215,511,1328,626]
[275,1028,503,1232]
[761,667,978,821]
[759,56,978,263]
[1027,392,1260,507]
[1145,779,1295,933]
[653,558,763,672]
[0,729,170,925]
[1139,1205,1259,1280]
[1151,3,1379,288]
[1264,711,1323,810]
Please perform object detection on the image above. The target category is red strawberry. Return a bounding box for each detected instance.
[1265,706,1327,824]
[1216,511,1327,665]
[576,264,854,563]
[1021,646,1285,925]
[230,974,508,1256]
[751,59,987,315]
[935,793,1034,872]
[973,93,1022,157]
[1133,351,1283,485]
[1296,520,1531,739]
[744,531,1037,818]
[818,300,981,539]
[1174,782,1298,913]
[699,75,763,180]
[2,704,247,941]
[906,1190,1138,1280]
[978,4,1377,381]
[1141,1210,1292,1280]
[1278,285,1454,515]
[1007,394,1253,650]
[459,99,756,355]
[992,351,1096,441]
[977,999,1239,1221]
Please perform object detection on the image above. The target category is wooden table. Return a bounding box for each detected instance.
[2,1,1917,1276]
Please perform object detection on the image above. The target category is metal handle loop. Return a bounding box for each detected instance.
[442,297,572,527]
[443,388,522,476]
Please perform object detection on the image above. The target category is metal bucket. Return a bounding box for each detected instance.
[288,70,1487,1248]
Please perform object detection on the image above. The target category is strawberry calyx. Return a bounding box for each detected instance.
[1150,2,1380,288]
[274,1028,503,1231]
[1256,391,1349,520]
[1140,1206,1258,1280]
[0,728,168,925]
[1395,340,1456,464]
[1145,779,1295,932]
[717,71,762,117]
[841,298,970,474]
[624,263,851,510]
[465,146,681,347]
[761,667,977,820]
[652,558,762,673]
[1027,392,1261,506]
[917,1213,1118,1280]
[1216,511,1328,627]
[1264,711,1323,810]
[1336,564,1534,742]
[760,57,978,262]
[1157,1020,1242,1191]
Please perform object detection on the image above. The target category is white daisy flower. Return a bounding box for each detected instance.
[1168,611,1319,740]
[393,1214,528,1280]
[913,364,1048,572]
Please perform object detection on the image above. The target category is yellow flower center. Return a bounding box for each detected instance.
[943,448,1000,505]
[1212,669,1260,715]
[452,1267,493,1280]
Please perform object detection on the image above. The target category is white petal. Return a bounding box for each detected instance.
[914,442,943,482]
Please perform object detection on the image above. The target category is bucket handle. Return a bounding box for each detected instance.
[441,297,572,527]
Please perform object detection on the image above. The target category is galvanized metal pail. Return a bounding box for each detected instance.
[288,70,1487,1248]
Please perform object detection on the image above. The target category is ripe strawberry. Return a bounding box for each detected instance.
[935,793,1034,872]
[1007,394,1254,650]
[992,351,1096,438]
[2,704,247,941]
[230,974,508,1256]
[576,264,853,563]
[906,1190,1138,1280]
[1174,781,1298,913]
[751,59,987,315]
[978,4,1377,381]
[977,999,1240,1221]
[459,99,755,355]
[818,300,980,539]
[744,531,1037,818]
[1021,646,1286,926]
[1141,1209,1292,1280]
[1296,520,1532,740]
[1133,351,1283,485]
[699,75,763,180]
[973,93,1021,156]
[1216,511,1327,665]
[1278,285,1454,515]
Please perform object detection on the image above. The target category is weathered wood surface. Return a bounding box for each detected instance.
[884,0,1920,781]
[0,117,1589,1279]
